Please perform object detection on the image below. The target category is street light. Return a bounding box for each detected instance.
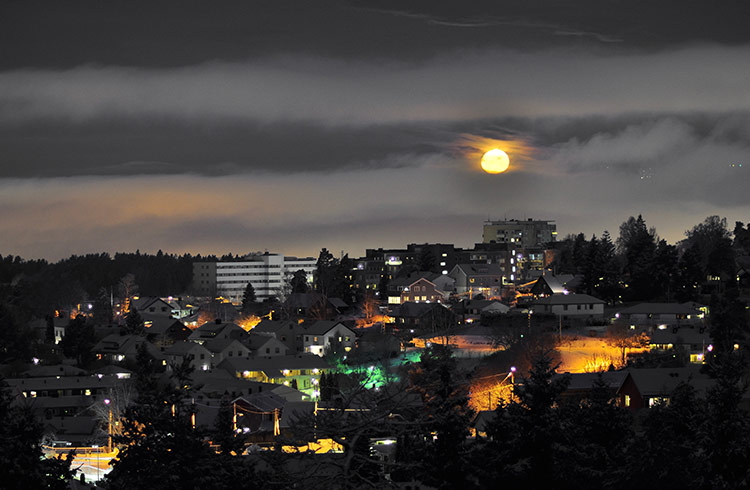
[103,399,112,453]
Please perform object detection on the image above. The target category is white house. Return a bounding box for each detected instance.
[301,321,357,356]
[528,294,605,318]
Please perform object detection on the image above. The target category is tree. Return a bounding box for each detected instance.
[241,282,257,314]
[60,314,96,368]
[479,349,571,488]
[565,374,633,488]
[418,247,437,272]
[402,345,475,489]
[289,269,309,294]
[683,216,735,283]
[622,382,707,487]
[652,239,679,301]
[594,231,621,303]
[605,323,648,366]
[0,377,74,489]
[315,248,337,297]
[618,215,657,300]
[106,348,264,489]
[123,307,144,335]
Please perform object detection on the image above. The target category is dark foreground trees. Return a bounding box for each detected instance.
[0,377,74,489]
[105,347,264,489]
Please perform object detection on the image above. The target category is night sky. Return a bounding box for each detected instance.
[2,0,750,260]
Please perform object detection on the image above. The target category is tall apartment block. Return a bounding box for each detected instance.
[192,253,316,304]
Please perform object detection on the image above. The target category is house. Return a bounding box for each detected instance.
[461,299,510,321]
[143,317,192,348]
[557,371,629,405]
[390,302,457,333]
[356,329,403,359]
[617,366,714,411]
[246,332,289,357]
[386,272,434,304]
[164,341,214,371]
[649,327,712,364]
[132,297,174,317]
[204,338,251,364]
[615,303,706,327]
[284,292,339,319]
[188,320,249,345]
[529,274,576,297]
[399,277,447,305]
[163,297,198,320]
[94,334,163,363]
[252,320,303,353]
[431,274,456,295]
[527,293,605,318]
[300,321,357,356]
[218,354,330,398]
[449,263,505,298]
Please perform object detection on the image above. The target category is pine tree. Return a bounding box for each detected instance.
[241,282,256,314]
[480,349,571,488]
[123,307,144,335]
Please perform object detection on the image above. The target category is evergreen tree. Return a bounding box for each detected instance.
[123,307,144,335]
[622,382,707,487]
[676,242,704,301]
[289,269,309,294]
[480,349,571,488]
[418,247,437,272]
[213,396,245,456]
[405,345,475,489]
[653,239,679,301]
[565,374,633,488]
[241,282,256,314]
[618,215,657,300]
[594,231,621,303]
[60,314,96,368]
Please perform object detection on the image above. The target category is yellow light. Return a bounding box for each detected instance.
[480,149,510,174]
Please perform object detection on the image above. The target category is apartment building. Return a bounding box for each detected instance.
[192,253,316,303]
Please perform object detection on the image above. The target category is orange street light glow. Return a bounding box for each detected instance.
[480,149,510,174]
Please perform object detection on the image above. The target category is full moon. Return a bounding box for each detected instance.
[481,149,510,174]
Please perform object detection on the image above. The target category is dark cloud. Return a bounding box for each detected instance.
[4,0,750,72]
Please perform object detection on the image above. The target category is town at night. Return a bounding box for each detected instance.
[2,1,750,489]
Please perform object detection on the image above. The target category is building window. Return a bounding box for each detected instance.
[624,395,631,407]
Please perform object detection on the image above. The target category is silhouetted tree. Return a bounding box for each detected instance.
[60,314,96,368]
[289,269,309,294]
[241,282,256,314]
[123,308,144,335]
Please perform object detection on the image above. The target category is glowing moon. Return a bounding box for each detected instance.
[481,149,510,174]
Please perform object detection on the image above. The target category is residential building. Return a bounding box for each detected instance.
[482,218,557,248]
[187,320,249,345]
[527,293,605,318]
[192,252,316,303]
[300,321,357,356]
[399,277,447,305]
[165,341,214,371]
[390,302,457,333]
[617,367,714,410]
[218,354,330,398]
[449,263,506,298]
[649,327,712,364]
[614,303,706,327]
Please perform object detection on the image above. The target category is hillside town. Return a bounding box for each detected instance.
[2,215,750,487]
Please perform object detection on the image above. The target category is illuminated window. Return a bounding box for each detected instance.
[624,395,630,407]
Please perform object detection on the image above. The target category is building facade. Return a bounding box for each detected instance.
[192,253,316,303]
[482,218,557,248]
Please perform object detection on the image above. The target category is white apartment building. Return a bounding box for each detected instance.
[192,253,316,303]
